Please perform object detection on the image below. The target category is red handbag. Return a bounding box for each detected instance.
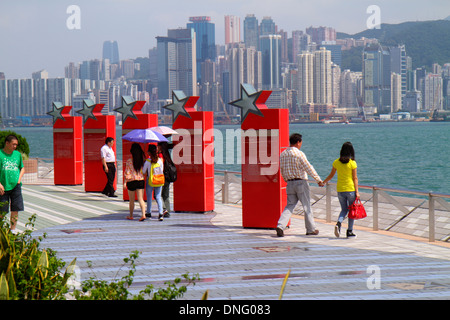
[348,199,367,220]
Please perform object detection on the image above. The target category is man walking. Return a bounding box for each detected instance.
[276,133,323,237]
[0,135,25,234]
[101,137,117,197]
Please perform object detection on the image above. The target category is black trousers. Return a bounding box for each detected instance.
[102,162,116,196]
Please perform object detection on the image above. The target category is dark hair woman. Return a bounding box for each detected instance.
[158,141,175,218]
[323,141,359,238]
[143,144,165,220]
[124,143,146,221]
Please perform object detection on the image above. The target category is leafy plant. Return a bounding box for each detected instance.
[72,250,200,300]
[0,214,76,300]
[1,214,200,300]
[0,130,30,157]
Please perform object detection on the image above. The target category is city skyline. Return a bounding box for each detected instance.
[1,0,449,79]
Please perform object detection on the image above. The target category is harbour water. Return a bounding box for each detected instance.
[8,121,450,195]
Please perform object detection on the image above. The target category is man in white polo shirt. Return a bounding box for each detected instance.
[101,137,117,197]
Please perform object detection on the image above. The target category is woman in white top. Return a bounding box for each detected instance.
[124,143,146,221]
[143,144,165,221]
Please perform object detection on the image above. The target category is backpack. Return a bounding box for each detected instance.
[147,159,165,187]
[163,160,177,183]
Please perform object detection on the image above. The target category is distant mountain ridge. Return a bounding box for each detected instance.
[337,19,450,70]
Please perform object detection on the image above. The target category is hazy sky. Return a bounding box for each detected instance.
[1,0,449,79]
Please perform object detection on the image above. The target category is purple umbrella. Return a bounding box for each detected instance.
[122,129,168,143]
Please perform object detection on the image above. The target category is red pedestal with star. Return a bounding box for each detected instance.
[171,97,214,213]
[240,93,289,229]
[121,101,158,201]
[53,106,83,185]
[84,104,117,192]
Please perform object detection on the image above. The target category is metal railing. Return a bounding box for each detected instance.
[216,169,450,243]
[26,162,449,243]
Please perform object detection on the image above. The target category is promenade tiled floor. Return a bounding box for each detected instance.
[12,182,450,300]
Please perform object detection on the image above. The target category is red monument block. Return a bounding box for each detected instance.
[117,96,158,201]
[230,84,289,228]
[165,90,214,213]
[48,102,83,185]
[78,99,116,193]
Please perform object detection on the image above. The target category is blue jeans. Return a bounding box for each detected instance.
[146,183,163,215]
[337,191,356,230]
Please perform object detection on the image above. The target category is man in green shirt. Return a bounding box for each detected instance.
[0,135,25,234]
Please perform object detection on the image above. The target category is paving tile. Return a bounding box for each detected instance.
[7,181,447,301]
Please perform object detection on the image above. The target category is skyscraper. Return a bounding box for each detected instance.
[226,44,262,101]
[363,44,391,112]
[389,45,407,97]
[292,31,311,64]
[313,47,332,105]
[297,52,314,105]
[424,73,443,110]
[102,41,120,64]
[243,14,258,49]
[156,28,197,99]
[260,34,281,89]
[225,15,241,44]
[187,16,215,83]
[259,17,276,36]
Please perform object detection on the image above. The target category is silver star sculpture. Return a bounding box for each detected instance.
[76,99,97,124]
[229,83,264,122]
[114,96,138,123]
[163,90,192,122]
[47,101,65,124]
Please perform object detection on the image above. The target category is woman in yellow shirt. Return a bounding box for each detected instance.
[323,142,360,238]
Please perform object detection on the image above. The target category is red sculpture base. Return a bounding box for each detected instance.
[172,110,214,213]
[241,108,289,228]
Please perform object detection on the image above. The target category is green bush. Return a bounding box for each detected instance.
[0,130,30,157]
[72,250,199,300]
[0,215,75,300]
[0,214,200,300]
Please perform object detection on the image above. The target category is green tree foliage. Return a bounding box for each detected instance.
[0,130,30,157]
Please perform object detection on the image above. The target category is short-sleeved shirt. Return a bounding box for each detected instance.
[332,158,357,192]
[100,144,115,162]
[143,158,164,177]
[0,149,24,191]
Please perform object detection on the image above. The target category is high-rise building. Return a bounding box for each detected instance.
[120,60,135,79]
[423,73,443,110]
[65,62,79,79]
[313,47,332,105]
[389,45,407,97]
[362,44,391,113]
[297,52,314,105]
[340,70,361,108]
[391,72,402,112]
[403,90,422,112]
[260,34,281,89]
[156,28,197,99]
[187,16,215,83]
[320,43,342,67]
[102,41,120,64]
[259,17,276,36]
[331,63,341,106]
[305,26,336,44]
[243,14,258,49]
[226,44,262,101]
[225,15,241,45]
[292,31,311,64]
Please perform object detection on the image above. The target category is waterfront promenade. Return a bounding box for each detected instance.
[11,173,450,300]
